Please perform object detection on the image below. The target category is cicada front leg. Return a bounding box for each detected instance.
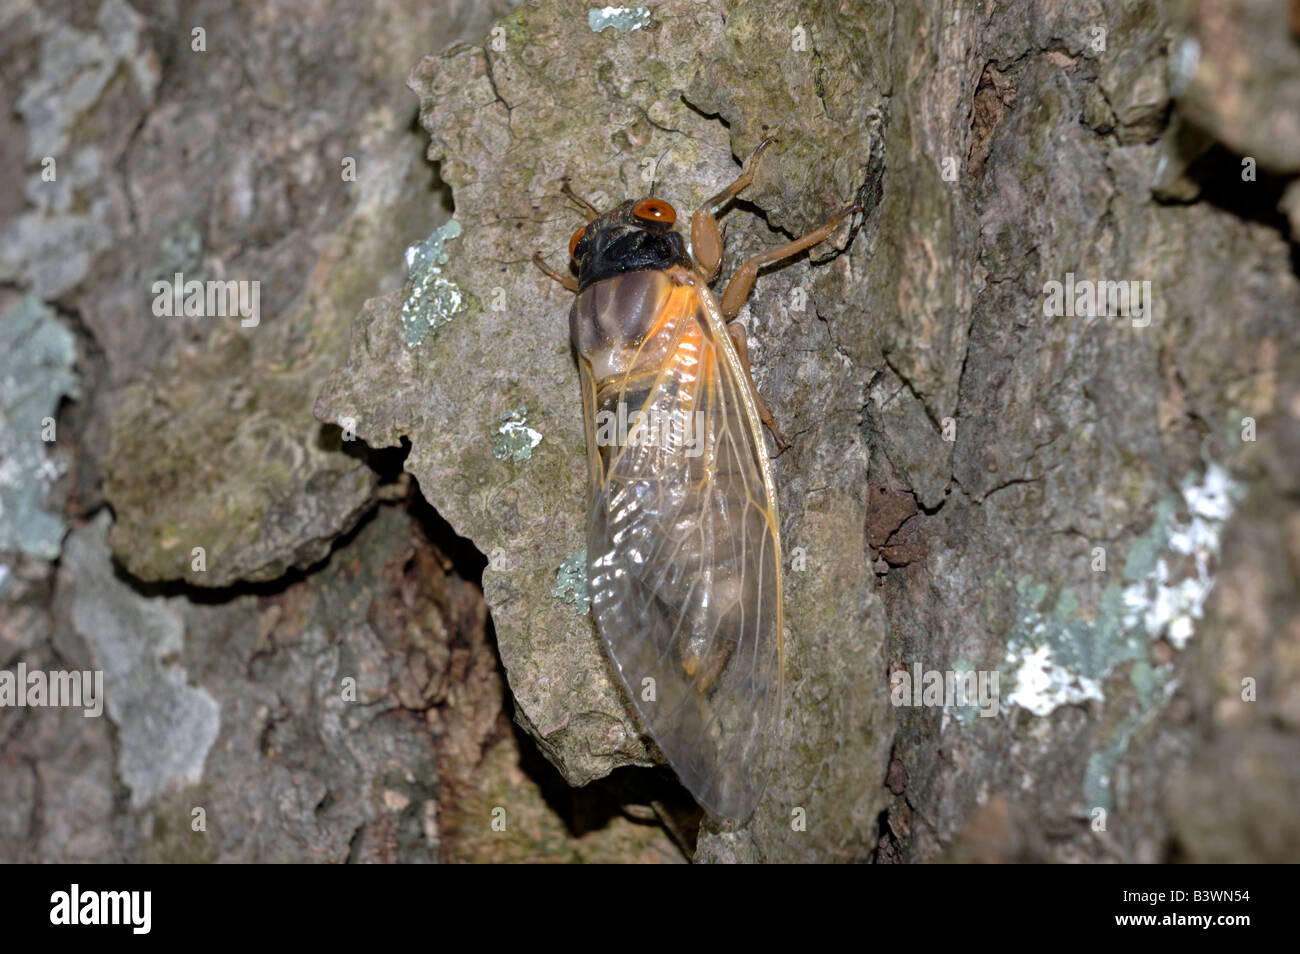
[691,138,862,452]
[559,178,601,221]
[720,198,861,453]
[533,178,604,292]
[532,251,579,292]
[690,137,775,283]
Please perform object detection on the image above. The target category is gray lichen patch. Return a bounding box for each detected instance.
[0,0,154,302]
[0,296,79,560]
[62,514,220,808]
[401,219,465,347]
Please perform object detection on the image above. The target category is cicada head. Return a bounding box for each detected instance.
[569,197,692,291]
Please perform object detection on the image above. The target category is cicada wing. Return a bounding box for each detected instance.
[583,285,783,823]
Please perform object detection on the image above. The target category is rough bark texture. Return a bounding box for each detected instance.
[1,0,1297,863]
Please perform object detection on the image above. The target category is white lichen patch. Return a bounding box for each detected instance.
[1005,461,1241,720]
[400,219,463,347]
[1004,642,1105,716]
[491,405,543,462]
[587,6,652,33]
[1001,461,1242,809]
[1121,461,1241,650]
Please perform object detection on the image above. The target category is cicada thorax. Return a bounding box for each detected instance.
[570,268,680,389]
[571,267,774,707]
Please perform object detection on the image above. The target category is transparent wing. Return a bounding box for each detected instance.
[579,280,782,823]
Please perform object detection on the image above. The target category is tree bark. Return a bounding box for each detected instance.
[1,0,1296,863]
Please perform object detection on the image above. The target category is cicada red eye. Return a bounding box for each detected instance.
[632,198,676,226]
[569,225,587,259]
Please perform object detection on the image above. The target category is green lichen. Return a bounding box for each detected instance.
[1083,660,1174,811]
[401,219,464,347]
[553,548,590,614]
[501,8,528,43]
[945,657,987,727]
[1121,497,1174,582]
[587,6,652,33]
[155,222,205,280]
[0,296,79,559]
[491,405,543,462]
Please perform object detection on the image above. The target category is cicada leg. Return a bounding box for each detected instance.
[682,634,738,694]
[717,198,863,321]
[692,138,862,450]
[726,322,789,452]
[561,177,601,221]
[712,199,860,449]
[690,137,775,283]
[532,251,579,292]
[533,178,604,291]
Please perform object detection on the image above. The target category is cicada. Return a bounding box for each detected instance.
[535,139,862,824]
